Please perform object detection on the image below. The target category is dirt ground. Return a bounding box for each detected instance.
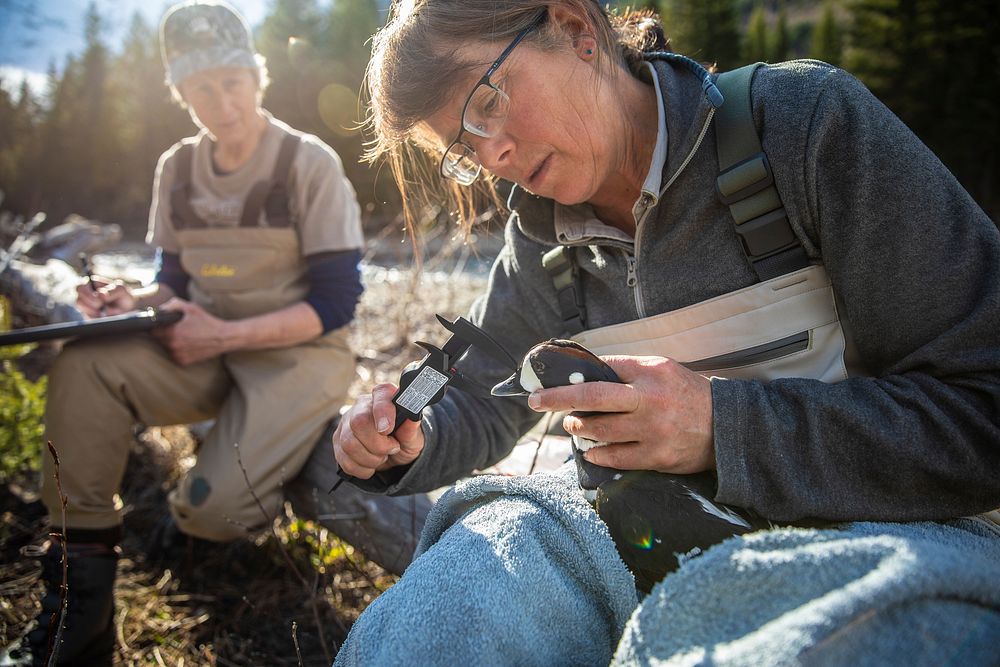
[0,239,494,665]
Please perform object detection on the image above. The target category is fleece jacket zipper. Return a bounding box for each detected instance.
[626,107,718,321]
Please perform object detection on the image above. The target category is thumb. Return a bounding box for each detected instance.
[387,417,424,464]
[393,417,423,451]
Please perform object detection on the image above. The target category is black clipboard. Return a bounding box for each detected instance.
[0,308,183,347]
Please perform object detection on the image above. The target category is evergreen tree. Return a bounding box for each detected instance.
[846,0,998,216]
[660,0,743,69]
[318,0,384,210]
[111,11,191,236]
[810,1,843,65]
[7,79,41,215]
[0,80,18,203]
[256,0,325,135]
[45,3,123,222]
[0,80,16,154]
[35,56,81,224]
[771,2,790,61]
[744,3,769,62]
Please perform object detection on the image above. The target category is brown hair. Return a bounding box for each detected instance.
[364,1,668,237]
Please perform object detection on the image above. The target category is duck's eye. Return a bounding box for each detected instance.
[533,361,545,373]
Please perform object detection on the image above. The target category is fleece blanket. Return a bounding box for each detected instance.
[334,464,1000,666]
[334,464,638,666]
[613,518,1000,666]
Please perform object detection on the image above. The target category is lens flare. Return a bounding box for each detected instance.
[318,83,360,137]
[629,527,655,551]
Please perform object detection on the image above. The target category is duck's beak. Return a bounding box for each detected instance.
[491,371,527,397]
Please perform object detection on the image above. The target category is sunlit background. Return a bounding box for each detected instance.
[0,1,273,91]
[0,0,996,237]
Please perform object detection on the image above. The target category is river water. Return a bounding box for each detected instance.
[90,239,495,290]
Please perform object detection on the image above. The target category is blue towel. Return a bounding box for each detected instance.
[333,464,1000,666]
[333,464,639,666]
[613,519,1000,666]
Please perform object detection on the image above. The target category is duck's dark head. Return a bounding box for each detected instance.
[491,339,619,397]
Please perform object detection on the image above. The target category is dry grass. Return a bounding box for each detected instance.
[0,228,496,665]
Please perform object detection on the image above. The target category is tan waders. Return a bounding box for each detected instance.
[42,326,352,540]
[41,221,356,541]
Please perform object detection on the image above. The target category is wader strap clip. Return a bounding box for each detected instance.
[542,245,586,335]
[715,64,809,281]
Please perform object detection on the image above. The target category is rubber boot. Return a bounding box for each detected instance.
[1,540,118,667]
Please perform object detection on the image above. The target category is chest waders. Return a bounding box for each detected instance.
[551,64,1000,586]
[545,63,872,381]
[542,64,868,592]
[152,131,356,541]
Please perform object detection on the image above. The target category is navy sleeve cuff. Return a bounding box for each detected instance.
[304,249,364,333]
[154,249,190,299]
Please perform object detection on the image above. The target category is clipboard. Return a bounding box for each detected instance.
[0,308,183,347]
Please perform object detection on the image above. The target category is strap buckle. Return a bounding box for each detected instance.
[734,207,798,259]
[716,152,774,206]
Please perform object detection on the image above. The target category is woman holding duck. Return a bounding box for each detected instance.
[332,1,1000,663]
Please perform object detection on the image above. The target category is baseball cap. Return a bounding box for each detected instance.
[160,1,258,86]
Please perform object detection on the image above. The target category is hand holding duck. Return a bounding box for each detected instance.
[527,355,715,475]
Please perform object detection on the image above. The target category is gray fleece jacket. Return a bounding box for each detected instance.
[360,58,1000,523]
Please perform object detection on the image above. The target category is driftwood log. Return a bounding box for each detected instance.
[286,423,437,576]
[285,422,572,576]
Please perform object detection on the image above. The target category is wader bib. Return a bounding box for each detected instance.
[42,134,355,540]
[576,263,865,382]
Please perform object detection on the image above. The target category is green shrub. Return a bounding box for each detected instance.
[0,297,47,482]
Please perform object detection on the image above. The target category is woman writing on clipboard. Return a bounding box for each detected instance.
[4,2,364,665]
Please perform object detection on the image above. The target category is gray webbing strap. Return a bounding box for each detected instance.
[240,133,300,228]
[168,143,208,230]
[542,245,586,335]
[715,63,808,281]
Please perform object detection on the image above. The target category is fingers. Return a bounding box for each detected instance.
[580,441,646,471]
[370,383,398,435]
[159,297,195,316]
[581,438,711,475]
[528,380,641,414]
[339,414,393,471]
[562,412,640,448]
[334,384,425,478]
[76,282,126,317]
[389,417,424,458]
[75,285,105,318]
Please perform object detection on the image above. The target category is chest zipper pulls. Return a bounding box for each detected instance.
[621,107,716,324]
[625,190,658,320]
[624,252,646,318]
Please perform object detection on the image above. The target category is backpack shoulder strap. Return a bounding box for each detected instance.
[714,63,809,281]
[542,245,587,335]
[168,142,207,230]
[240,132,301,228]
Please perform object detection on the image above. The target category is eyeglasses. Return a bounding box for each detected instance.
[439,9,547,186]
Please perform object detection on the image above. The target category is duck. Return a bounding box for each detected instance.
[492,339,621,483]
[493,338,772,592]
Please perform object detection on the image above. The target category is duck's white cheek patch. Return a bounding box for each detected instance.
[520,364,543,393]
[569,372,585,385]
[574,437,610,451]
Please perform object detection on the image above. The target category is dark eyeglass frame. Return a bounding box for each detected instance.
[439,9,548,185]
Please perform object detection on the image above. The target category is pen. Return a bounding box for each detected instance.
[80,253,97,291]
[79,253,106,316]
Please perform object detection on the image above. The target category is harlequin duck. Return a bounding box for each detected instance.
[492,339,624,487]
[493,338,771,593]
